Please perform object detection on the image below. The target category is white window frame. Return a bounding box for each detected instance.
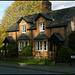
[39,22,45,32]
[25,41,29,46]
[22,25,26,33]
[71,21,74,31]
[44,41,47,51]
[37,41,42,51]
[19,42,24,51]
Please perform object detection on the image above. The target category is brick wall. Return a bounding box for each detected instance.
[50,27,65,38]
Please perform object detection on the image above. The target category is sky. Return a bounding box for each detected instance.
[0,1,75,23]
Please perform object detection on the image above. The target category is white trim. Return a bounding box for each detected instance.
[19,42,24,51]
[37,41,42,51]
[24,41,29,46]
[22,25,26,33]
[40,30,45,32]
[22,32,26,33]
[36,41,48,52]
[21,23,26,25]
[44,41,47,51]
[39,22,45,32]
[71,21,74,31]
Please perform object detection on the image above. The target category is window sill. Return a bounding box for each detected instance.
[40,30,45,32]
[44,50,47,52]
[19,50,22,52]
[35,50,42,52]
[49,51,55,53]
[71,30,75,32]
[22,32,26,33]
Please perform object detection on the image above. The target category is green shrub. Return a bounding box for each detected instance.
[22,45,32,56]
[0,46,4,50]
[7,43,18,57]
[57,46,72,63]
[69,31,75,52]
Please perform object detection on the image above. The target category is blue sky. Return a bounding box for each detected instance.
[0,1,75,22]
[0,1,14,22]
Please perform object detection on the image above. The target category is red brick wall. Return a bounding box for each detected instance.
[51,27,65,38]
[67,17,75,39]
[32,16,51,57]
[9,19,32,41]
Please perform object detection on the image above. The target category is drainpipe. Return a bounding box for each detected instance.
[16,31,18,56]
[16,31,17,43]
[31,30,33,48]
[64,26,68,46]
[4,42,6,57]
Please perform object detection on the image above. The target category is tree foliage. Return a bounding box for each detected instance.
[2,1,42,26]
[7,43,18,57]
[0,1,42,45]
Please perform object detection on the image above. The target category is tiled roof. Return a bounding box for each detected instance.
[3,36,15,43]
[6,6,75,32]
[34,13,53,21]
[27,22,36,30]
[46,6,75,28]
[34,33,50,40]
[17,34,31,40]
[6,23,19,32]
[6,13,52,32]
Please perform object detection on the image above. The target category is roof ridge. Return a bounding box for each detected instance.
[47,6,75,14]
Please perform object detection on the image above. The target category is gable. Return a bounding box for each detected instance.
[34,13,53,21]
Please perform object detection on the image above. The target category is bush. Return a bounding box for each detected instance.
[22,45,32,56]
[69,31,75,52]
[7,43,18,57]
[57,46,72,63]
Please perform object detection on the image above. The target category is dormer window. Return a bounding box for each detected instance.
[39,22,44,32]
[22,25,26,33]
[71,21,74,31]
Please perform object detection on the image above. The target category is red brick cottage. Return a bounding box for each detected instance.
[3,1,75,59]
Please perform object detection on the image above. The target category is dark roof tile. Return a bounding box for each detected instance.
[27,22,36,30]
[50,32,65,42]
[6,23,19,32]
[3,36,15,43]
[34,34,50,40]
[17,34,31,40]
[46,6,75,28]
[34,13,53,21]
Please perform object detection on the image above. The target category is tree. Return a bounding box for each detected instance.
[7,43,18,57]
[0,1,42,45]
[1,1,42,27]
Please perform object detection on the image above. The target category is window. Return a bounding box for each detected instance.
[22,25,26,33]
[25,41,28,46]
[36,41,48,51]
[39,22,44,32]
[71,21,74,31]
[37,41,42,51]
[44,41,47,51]
[19,42,24,51]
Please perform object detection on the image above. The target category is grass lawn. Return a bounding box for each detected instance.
[0,57,55,66]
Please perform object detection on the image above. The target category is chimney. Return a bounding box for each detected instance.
[42,0,52,14]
